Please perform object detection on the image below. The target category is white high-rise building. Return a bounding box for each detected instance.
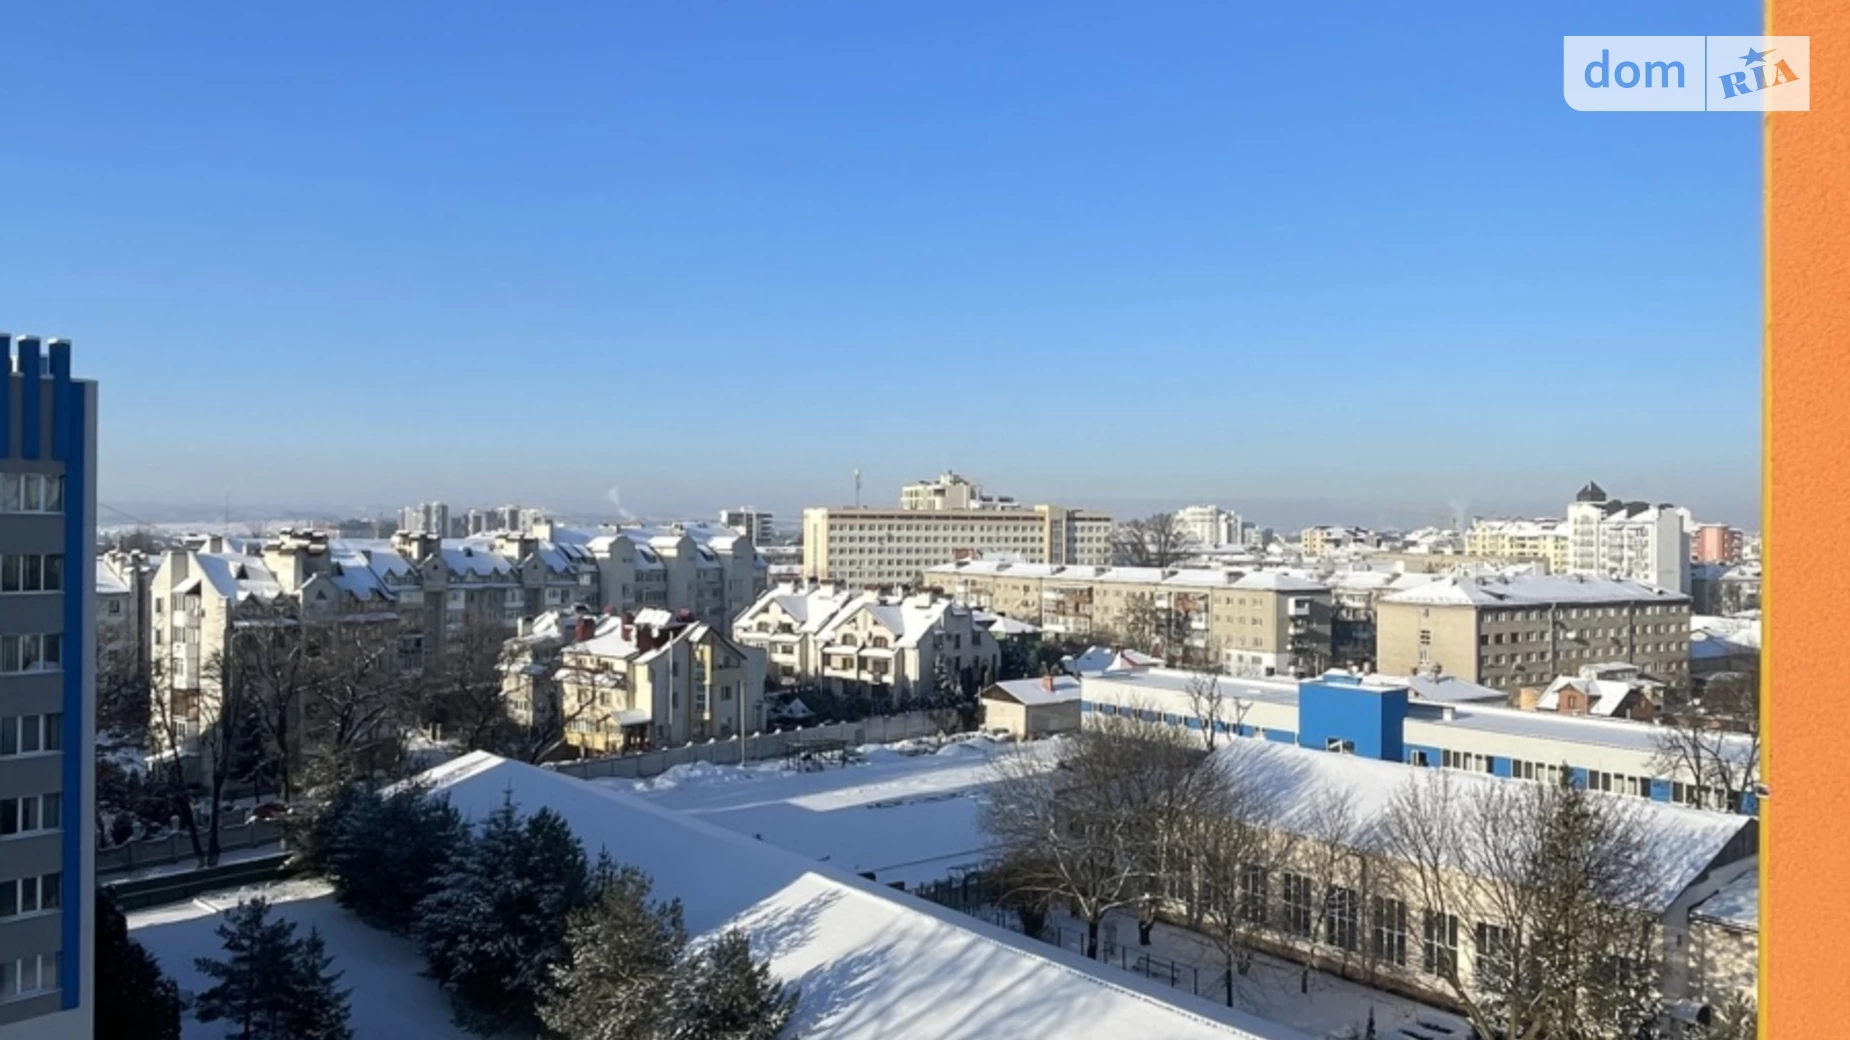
[399,501,450,536]
[1174,504,1243,548]
[1565,482,1690,593]
[719,508,775,543]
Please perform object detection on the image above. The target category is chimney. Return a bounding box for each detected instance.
[574,615,597,643]
[1042,673,1055,694]
[635,624,657,653]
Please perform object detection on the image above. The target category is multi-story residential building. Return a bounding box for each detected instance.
[803,504,1111,587]
[1174,504,1242,548]
[1375,573,1692,694]
[0,335,96,1039]
[398,501,451,537]
[718,508,776,544]
[1692,523,1745,565]
[575,522,766,628]
[1465,518,1570,574]
[94,550,152,688]
[733,583,999,702]
[898,471,1016,511]
[1298,525,1378,556]
[924,561,1334,676]
[551,609,765,753]
[1566,482,1690,593]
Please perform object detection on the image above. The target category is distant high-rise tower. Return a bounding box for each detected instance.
[0,333,97,1040]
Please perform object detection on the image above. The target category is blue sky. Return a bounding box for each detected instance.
[0,1,1762,529]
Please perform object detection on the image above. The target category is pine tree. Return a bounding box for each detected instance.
[416,794,591,1035]
[282,927,353,1040]
[540,857,688,1040]
[194,897,298,1038]
[96,886,183,1040]
[325,783,466,934]
[668,929,799,1040]
[193,897,348,1040]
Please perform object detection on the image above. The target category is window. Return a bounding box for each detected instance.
[0,634,63,674]
[1237,865,1269,925]
[0,555,65,593]
[1407,749,1431,768]
[1476,922,1514,989]
[1371,897,1408,966]
[1280,873,1314,937]
[1423,911,1459,976]
[1324,888,1359,951]
[1325,737,1356,755]
[0,794,59,837]
[0,953,58,999]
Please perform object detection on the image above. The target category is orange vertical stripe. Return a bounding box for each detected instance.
[1765,2,1850,1038]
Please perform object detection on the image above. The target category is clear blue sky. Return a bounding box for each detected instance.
[0,1,1762,530]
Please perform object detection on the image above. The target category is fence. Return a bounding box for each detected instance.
[105,853,297,912]
[913,874,1234,1005]
[97,819,285,876]
[547,711,949,782]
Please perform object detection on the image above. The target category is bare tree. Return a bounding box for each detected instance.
[1185,664,1248,751]
[1382,769,1664,1040]
[1652,667,1760,813]
[419,616,521,753]
[227,601,314,803]
[1111,512,1199,568]
[195,647,255,867]
[1182,744,1294,1007]
[980,708,1205,960]
[301,622,420,786]
[144,657,209,868]
[1297,787,1368,994]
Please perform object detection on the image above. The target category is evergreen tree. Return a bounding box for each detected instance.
[285,781,371,875]
[325,783,467,934]
[668,929,800,1040]
[540,857,688,1040]
[193,897,348,1040]
[416,795,592,1035]
[96,886,183,1040]
[282,928,353,1040]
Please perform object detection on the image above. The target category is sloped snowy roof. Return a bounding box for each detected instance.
[1358,672,1505,705]
[1208,740,1750,915]
[1690,867,1758,932]
[194,552,282,602]
[987,676,1083,706]
[413,753,1307,1040]
[1538,677,1636,716]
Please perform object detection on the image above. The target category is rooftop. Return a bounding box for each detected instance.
[1380,573,1689,607]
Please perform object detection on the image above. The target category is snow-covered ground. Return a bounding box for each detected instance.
[128,879,480,1040]
[620,735,1027,885]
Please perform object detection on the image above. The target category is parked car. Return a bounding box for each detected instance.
[247,801,290,824]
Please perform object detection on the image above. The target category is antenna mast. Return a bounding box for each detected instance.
[853,468,863,508]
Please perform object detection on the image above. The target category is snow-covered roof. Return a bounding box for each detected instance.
[1381,573,1689,607]
[1231,572,1327,592]
[96,563,133,596]
[1064,646,1162,675]
[986,676,1083,706]
[815,593,971,650]
[413,752,1307,1040]
[193,551,282,603]
[1210,740,1750,915]
[973,611,1041,636]
[1690,867,1758,932]
[1358,672,1505,705]
[1538,677,1636,716]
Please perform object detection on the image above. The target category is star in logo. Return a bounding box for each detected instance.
[1740,46,1775,66]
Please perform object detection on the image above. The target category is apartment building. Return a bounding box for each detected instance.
[551,609,765,753]
[1464,518,1570,574]
[718,508,776,544]
[1692,523,1745,565]
[399,501,451,537]
[1566,482,1691,593]
[924,561,1334,676]
[0,335,95,1039]
[95,550,152,687]
[576,521,766,628]
[1174,504,1242,548]
[802,505,1112,587]
[1374,573,1692,694]
[733,583,999,702]
[1299,526,1375,556]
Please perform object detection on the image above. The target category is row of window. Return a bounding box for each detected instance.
[0,953,59,1003]
[0,872,61,919]
[0,553,64,594]
[0,473,64,514]
[0,713,63,756]
[0,793,62,837]
[0,633,64,674]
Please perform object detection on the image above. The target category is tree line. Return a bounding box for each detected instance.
[978,711,1758,1040]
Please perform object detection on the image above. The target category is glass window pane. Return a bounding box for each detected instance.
[0,557,18,593]
[20,718,39,753]
[44,555,63,591]
[41,873,60,909]
[0,881,16,917]
[21,476,41,512]
[0,717,15,755]
[43,793,60,825]
[0,636,18,673]
[44,713,61,751]
[46,476,63,511]
[0,474,19,512]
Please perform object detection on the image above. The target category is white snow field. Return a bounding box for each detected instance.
[128,879,469,1040]
[420,750,1311,1040]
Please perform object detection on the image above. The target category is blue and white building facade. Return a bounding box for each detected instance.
[0,335,95,1039]
[1080,666,1758,814]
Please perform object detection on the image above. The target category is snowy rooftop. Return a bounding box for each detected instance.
[1538,676,1635,716]
[1381,573,1690,607]
[973,611,1041,636]
[987,676,1083,706]
[1691,867,1758,932]
[1358,672,1505,705]
[418,752,1308,1040]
